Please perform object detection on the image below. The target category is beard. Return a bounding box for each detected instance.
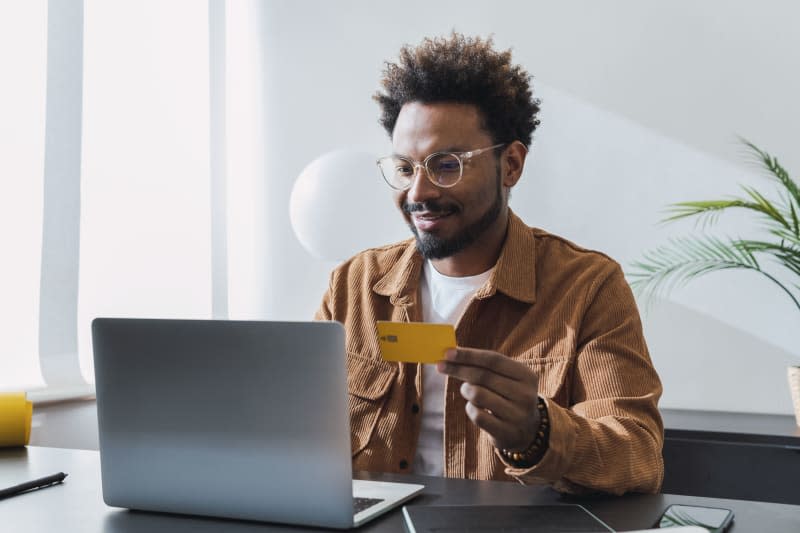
[403,166,503,260]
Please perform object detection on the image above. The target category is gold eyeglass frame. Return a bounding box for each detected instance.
[377,143,506,190]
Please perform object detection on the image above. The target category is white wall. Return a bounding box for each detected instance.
[243,0,800,415]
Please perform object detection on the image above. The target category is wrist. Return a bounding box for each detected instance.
[499,397,550,468]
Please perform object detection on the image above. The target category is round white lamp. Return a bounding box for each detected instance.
[289,150,408,262]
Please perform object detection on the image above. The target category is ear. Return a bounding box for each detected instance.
[501,140,528,188]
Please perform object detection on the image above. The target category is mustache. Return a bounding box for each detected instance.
[402,201,460,215]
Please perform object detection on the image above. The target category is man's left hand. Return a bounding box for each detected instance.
[437,347,541,452]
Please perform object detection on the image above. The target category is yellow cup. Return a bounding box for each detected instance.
[0,393,33,447]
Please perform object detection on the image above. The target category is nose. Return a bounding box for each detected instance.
[405,164,441,205]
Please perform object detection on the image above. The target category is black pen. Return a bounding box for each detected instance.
[0,472,68,500]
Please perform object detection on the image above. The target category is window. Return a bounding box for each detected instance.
[0,0,47,390]
[78,0,213,382]
[0,0,235,396]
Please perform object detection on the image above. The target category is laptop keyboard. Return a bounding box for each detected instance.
[353,496,384,514]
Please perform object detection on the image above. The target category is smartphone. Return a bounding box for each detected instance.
[656,504,734,532]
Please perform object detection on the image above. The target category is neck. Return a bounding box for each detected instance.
[430,209,510,277]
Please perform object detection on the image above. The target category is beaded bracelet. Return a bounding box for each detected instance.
[500,397,550,468]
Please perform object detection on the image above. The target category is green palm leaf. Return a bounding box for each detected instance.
[738,239,800,277]
[741,137,800,209]
[629,140,800,314]
[663,190,792,233]
[662,141,800,237]
[663,200,747,228]
[741,185,792,230]
[629,235,800,312]
[769,228,800,248]
[630,235,753,294]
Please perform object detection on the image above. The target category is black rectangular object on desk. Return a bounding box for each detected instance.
[661,408,800,505]
[402,504,613,532]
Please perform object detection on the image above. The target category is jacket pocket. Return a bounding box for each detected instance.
[518,355,572,403]
[346,352,397,456]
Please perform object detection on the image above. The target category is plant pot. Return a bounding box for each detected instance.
[789,366,800,428]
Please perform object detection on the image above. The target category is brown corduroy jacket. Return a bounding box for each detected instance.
[315,211,664,495]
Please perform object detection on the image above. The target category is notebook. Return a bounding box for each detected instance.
[92,318,423,529]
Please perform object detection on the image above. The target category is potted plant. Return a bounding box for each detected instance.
[628,140,800,426]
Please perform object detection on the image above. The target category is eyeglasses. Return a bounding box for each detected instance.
[376,143,506,190]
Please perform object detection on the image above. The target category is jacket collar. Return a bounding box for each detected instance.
[372,238,424,306]
[373,210,537,305]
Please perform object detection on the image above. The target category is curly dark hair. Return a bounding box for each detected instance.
[374,33,540,147]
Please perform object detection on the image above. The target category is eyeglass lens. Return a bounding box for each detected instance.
[379,153,462,189]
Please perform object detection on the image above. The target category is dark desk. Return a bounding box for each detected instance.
[2,447,799,532]
[26,402,800,506]
[662,408,800,505]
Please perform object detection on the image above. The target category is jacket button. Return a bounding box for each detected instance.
[399,459,408,469]
[411,403,420,414]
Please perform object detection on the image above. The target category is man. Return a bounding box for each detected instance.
[315,33,663,495]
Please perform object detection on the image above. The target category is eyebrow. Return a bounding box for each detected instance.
[391,146,469,159]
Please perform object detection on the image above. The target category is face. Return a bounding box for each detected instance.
[390,101,507,260]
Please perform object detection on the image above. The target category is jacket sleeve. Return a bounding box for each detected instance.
[314,273,335,321]
[499,263,664,495]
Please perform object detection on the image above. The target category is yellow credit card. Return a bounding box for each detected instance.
[377,321,456,363]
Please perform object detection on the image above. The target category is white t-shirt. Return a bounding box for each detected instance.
[412,260,493,476]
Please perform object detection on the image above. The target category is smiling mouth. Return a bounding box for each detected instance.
[411,211,455,232]
[414,212,452,221]
[403,202,459,232]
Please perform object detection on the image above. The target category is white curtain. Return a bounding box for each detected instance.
[78,0,214,387]
[0,0,48,391]
[0,0,258,400]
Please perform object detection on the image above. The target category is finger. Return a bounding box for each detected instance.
[459,382,529,422]
[444,347,537,385]
[464,401,507,448]
[464,402,534,451]
[439,362,536,404]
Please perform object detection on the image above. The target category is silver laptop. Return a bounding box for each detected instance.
[92,318,423,529]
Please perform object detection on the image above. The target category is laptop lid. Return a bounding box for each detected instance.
[92,318,356,528]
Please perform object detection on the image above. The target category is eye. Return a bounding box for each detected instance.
[432,156,460,173]
[395,162,414,176]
